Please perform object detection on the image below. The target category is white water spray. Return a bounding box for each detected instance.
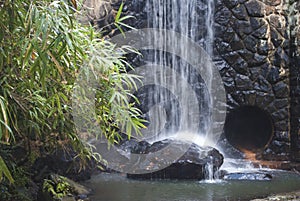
[145,0,216,146]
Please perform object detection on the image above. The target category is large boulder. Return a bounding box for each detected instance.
[121,139,224,180]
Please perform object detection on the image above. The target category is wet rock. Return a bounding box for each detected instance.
[118,138,151,154]
[215,7,232,26]
[257,40,270,55]
[259,139,291,161]
[224,172,272,181]
[231,91,246,103]
[32,148,94,182]
[269,14,286,30]
[266,67,280,84]
[250,17,268,30]
[260,65,270,77]
[273,81,289,98]
[274,121,290,133]
[270,28,284,47]
[126,139,224,180]
[215,25,230,40]
[62,197,76,201]
[235,74,253,90]
[264,0,281,6]
[244,35,258,53]
[231,34,244,51]
[245,0,265,17]
[253,76,272,93]
[232,4,248,20]
[223,52,240,65]
[249,67,261,80]
[274,98,289,110]
[63,176,91,196]
[232,58,248,74]
[274,48,289,67]
[253,25,268,39]
[248,53,267,66]
[216,41,232,53]
[255,92,274,107]
[272,108,289,121]
[243,90,257,105]
[223,76,235,92]
[238,49,254,61]
[217,138,244,158]
[223,0,239,9]
[129,0,146,12]
[234,20,253,38]
[226,94,240,109]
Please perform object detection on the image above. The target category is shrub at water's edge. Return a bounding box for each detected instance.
[0,0,143,199]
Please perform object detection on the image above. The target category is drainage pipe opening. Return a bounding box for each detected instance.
[224,105,274,151]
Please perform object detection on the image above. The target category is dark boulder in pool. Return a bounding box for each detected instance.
[122,139,224,180]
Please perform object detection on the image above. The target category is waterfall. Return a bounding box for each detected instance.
[142,0,215,145]
[204,157,214,181]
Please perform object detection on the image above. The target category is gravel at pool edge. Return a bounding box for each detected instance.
[251,189,300,201]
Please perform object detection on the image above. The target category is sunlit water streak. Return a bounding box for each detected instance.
[142,0,215,146]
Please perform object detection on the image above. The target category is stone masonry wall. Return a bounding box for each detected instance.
[81,0,299,158]
[214,0,291,158]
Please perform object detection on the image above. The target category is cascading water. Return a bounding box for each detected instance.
[141,0,216,145]
[141,0,264,181]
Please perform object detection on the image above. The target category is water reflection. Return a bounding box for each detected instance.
[84,170,300,201]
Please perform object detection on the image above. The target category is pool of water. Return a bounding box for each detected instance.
[83,169,300,201]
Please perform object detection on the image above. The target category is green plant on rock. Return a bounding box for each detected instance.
[43,175,72,200]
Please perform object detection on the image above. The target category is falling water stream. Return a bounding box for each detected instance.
[138,0,215,146]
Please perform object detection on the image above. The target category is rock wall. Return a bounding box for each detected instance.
[81,0,300,159]
[215,0,291,158]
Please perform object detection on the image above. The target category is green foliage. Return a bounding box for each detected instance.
[114,2,136,35]
[0,156,14,184]
[0,162,32,201]
[0,0,144,182]
[43,175,72,200]
[0,96,13,143]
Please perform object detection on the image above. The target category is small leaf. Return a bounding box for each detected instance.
[0,156,14,184]
[115,2,124,23]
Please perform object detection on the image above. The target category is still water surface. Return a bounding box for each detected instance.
[84,170,300,201]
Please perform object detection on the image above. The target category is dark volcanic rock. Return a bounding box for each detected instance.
[273,81,289,98]
[118,138,151,154]
[125,139,224,180]
[245,0,265,17]
[32,148,94,182]
[223,0,238,9]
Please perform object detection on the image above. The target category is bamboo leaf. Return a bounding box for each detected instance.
[115,2,124,23]
[116,21,136,31]
[0,97,10,142]
[0,156,14,184]
[118,15,135,22]
[47,50,65,80]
